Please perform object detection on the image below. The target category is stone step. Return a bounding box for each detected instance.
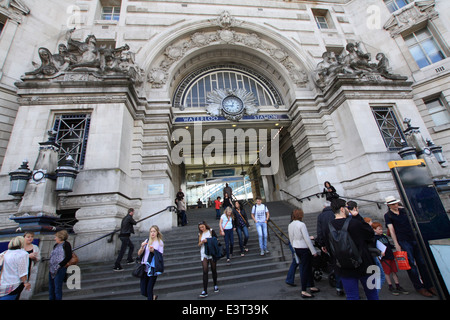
[31,201,321,300]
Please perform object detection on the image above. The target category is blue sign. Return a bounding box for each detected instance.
[174,114,289,123]
[212,169,235,177]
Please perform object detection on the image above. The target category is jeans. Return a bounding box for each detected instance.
[236,225,249,253]
[115,235,134,267]
[180,210,187,226]
[216,209,221,219]
[286,244,298,285]
[223,229,234,259]
[398,240,433,290]
[49,267,67,300]
[341,275,379,300]
[255,222,268,252]
[0,293,18,300]
[140,275,158,300]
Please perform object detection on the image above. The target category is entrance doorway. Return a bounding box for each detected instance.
[173,120,291,208]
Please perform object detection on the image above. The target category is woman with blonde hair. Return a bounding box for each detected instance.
[138,225,164,300]
[288,209,319,298]
[48,230,72,300]
[219,206,235,264]
[0,236,31,300]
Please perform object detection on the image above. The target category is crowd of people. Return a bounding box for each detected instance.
[0,181,439,301]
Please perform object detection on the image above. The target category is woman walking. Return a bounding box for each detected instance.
[198,221,219,297]
[138,225,164,300]
[233,201,250,256]
[220,207,235,264]
[288,209,319,298]
[48,230,72,300]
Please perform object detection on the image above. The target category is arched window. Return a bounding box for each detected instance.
[173,65,283,109]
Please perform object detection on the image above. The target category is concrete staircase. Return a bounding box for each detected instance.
[32,201,321,300]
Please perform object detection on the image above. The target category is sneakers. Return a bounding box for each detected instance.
[389,286,400,296]
[199,291,208,298]
[260,250,265,256]
[113,266,124,272]
[396,285,409,295]
[126,260,135,265]
[214,286,219,293]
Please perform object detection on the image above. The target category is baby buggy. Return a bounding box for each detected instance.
[312,240,336,287]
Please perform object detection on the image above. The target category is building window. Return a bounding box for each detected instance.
[425,96,450,127]
[177,65,283,109]
[384,0,410,13]
[312,9,334,30]
[282,146,299,178]
[53,114,91,168]
[315,16,329,29]
[0,15,6,37]
[404,28,446,68]
[372,107,406,151]
[101,6,120,21]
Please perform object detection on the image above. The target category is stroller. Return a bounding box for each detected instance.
[312,239,336,287]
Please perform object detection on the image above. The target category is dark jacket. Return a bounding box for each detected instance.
[119,213,137,236]
[233,207,249,228]
[326,214,375,278]
[204,231,222,261]
[144,249,164,275]
[316,206,335,248]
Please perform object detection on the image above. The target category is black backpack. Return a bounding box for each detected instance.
[328,218,362,269]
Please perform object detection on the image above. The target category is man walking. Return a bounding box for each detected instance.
[384,196,436,297]
[114,208,137,271]
[251,197,270,256]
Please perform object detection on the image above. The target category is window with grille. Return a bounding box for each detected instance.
[384,0,410,13]
[371,107,406,151]
[425,96,450,127]
[282,146,299,178]
[403,28,446,68]
[53,114,91,168]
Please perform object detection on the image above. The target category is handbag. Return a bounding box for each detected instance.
[132,262,145,278]
[393,251,411,270]
[65,252,79,268]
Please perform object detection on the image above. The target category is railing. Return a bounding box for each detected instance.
[77,205,176,251]
[280,189,385,209]
[41,205,176,261]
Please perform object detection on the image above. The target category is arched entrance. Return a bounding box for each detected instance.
[137,11,315,218]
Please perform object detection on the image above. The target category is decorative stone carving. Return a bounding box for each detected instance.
[312,42,407,89]
[148,11,309,89]
[383,0,438,37]
[206,88,258,121]
[20,28,144,85]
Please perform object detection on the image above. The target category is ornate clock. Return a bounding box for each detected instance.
[222,95,244,115]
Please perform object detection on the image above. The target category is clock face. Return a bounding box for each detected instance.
[222,96,244,115]
[33,170,45,182]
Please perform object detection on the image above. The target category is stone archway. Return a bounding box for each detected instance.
[139,11,315,103]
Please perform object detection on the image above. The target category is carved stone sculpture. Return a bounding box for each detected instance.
[20,29,143,84]
[313,42,407,89]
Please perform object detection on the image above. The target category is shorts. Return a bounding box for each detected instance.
[381,259,398,275]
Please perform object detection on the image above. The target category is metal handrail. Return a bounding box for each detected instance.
[280,189,385,209]
[41,206,175,261]
[267,218,289,246]
[78,205,176,251]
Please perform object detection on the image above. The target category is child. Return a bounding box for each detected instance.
[372,222,409,296]
[214,197,222,220]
